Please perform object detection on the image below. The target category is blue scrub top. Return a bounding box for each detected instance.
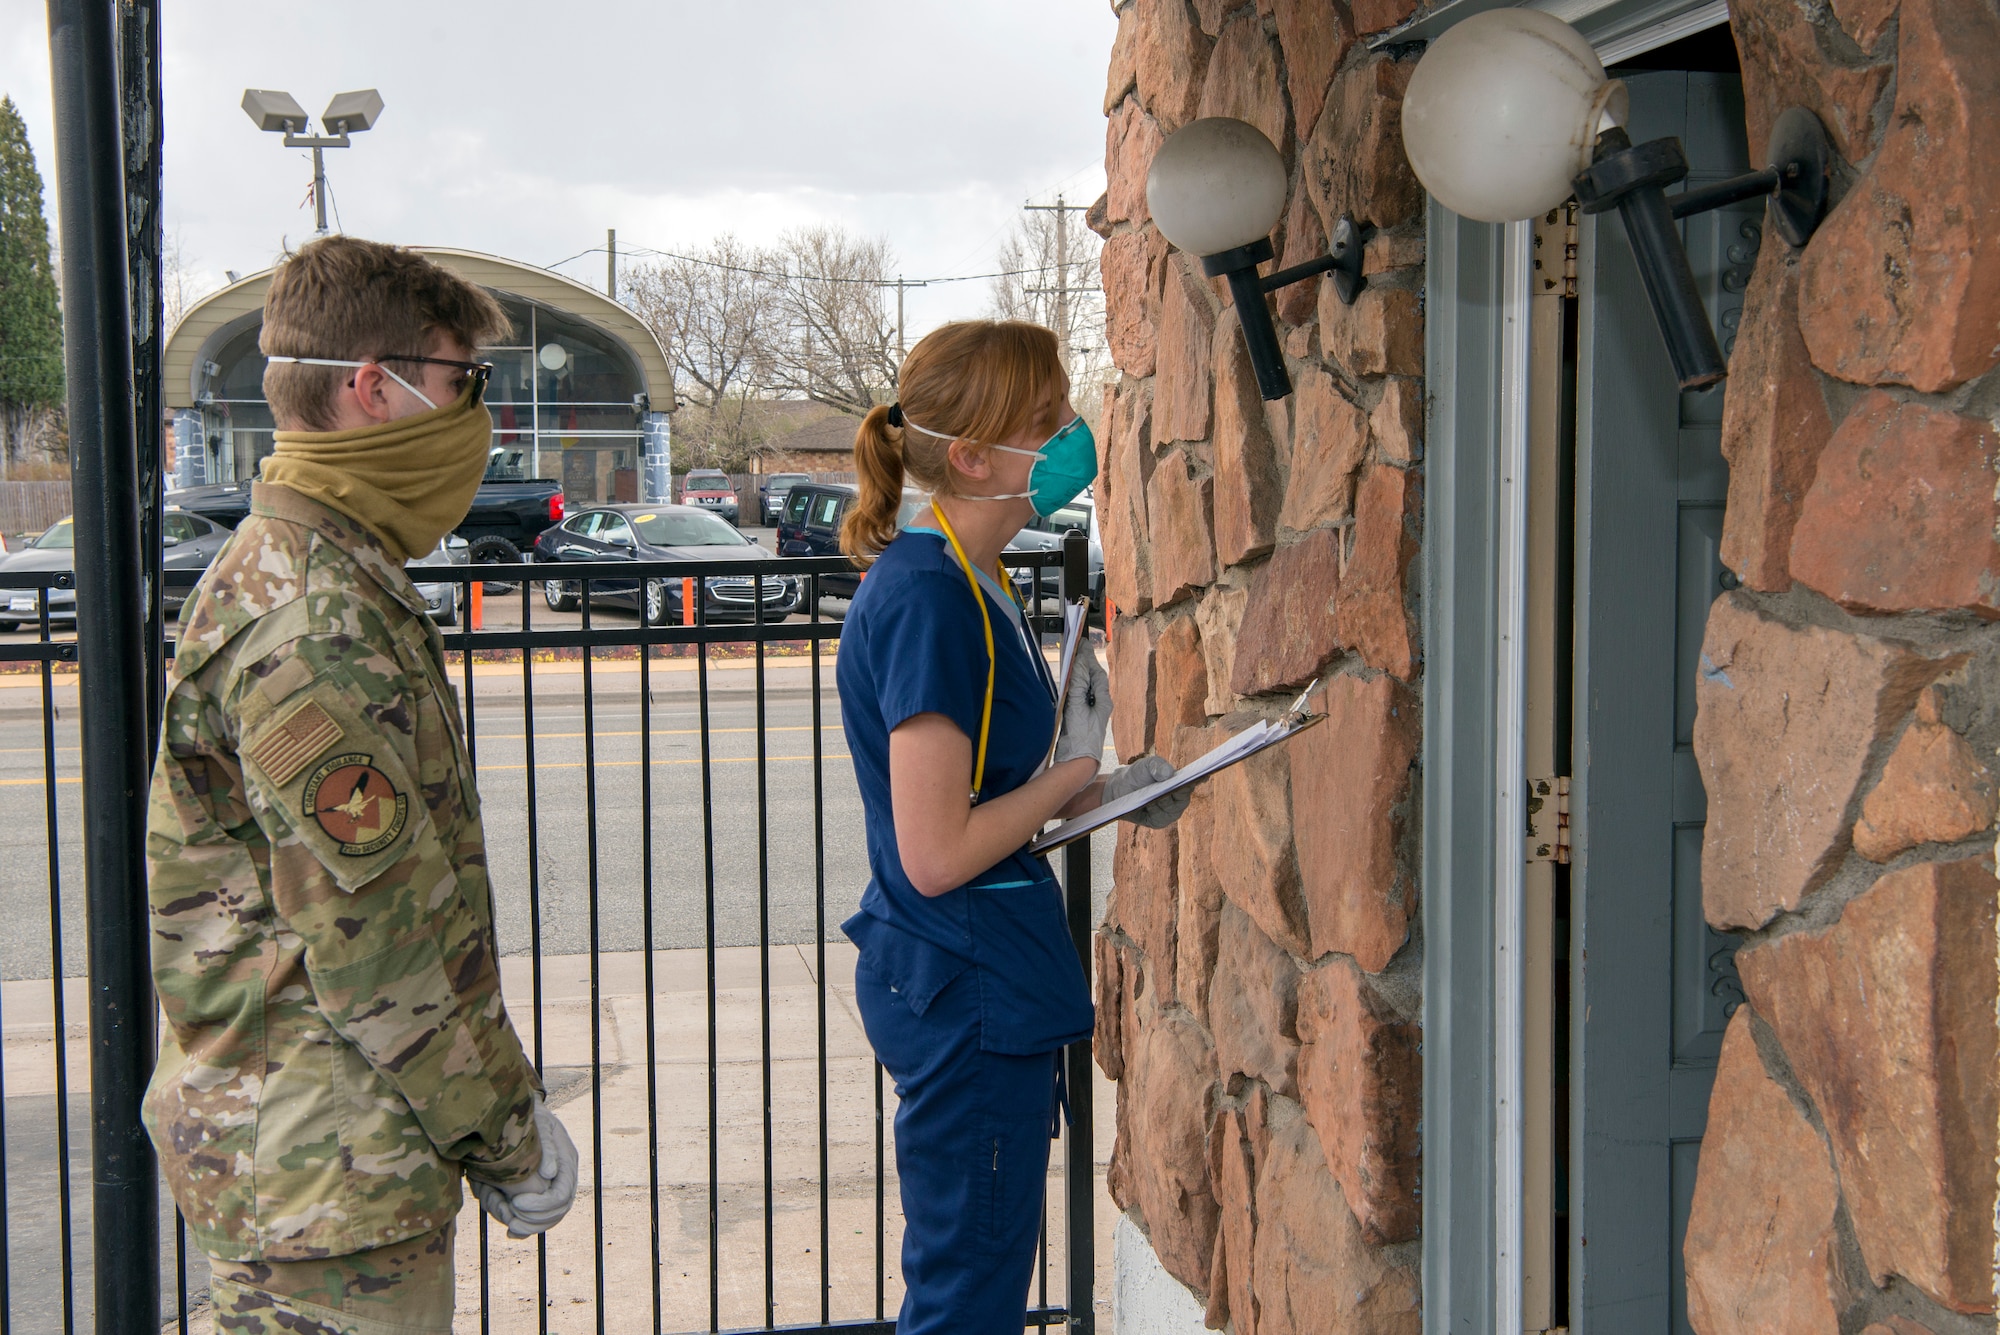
[837,528,1094,1056]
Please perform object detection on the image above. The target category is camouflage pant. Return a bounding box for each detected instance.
[208,1221,454,1335]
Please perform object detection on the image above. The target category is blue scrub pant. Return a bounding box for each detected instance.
[855,964,1059,1335]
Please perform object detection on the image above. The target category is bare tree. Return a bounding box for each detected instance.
[162,227,215,339]
[767,226,898,418]
[989,208,1112,430]
[625,236,782,469]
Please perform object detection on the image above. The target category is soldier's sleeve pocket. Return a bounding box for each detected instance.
[240,676,425,893]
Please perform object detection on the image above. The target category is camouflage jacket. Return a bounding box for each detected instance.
[143,483,542,1262]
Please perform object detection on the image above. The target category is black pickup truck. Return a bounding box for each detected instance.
[167,452,564,567]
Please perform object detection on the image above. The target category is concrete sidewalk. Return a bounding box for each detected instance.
[1,943,1116,1334]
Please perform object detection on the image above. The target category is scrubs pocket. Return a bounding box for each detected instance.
[846,911,971,1016]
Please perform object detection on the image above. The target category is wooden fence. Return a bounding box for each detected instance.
[0,481,72,537]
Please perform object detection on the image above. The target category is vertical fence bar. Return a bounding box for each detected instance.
[640,587,664,1335]
[1059,532,1096,1334]
[520,580,551,1332]
[39,596,74,1335]
[756,576,775,1328]
[580,582,606,1333]
[457,600,492,1335]
[811,574,829,1326]
[45,4,162,1329]
[698,589,720,1334]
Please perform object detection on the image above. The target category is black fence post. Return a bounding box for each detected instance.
[46,2,162,1331]
[121,0,165,740]
[1059,529,1096,1333]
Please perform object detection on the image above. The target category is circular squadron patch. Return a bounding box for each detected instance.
[301,753,409,856]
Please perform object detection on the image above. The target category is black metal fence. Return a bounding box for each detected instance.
[0,541,1097,1334]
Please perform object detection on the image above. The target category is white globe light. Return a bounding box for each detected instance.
[538,342,568,372]
[1402,10,1629,224]
[1146,118,1290,257]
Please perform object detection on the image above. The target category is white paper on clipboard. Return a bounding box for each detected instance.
[1030,683,1327,854]
[1043,597,1091,768]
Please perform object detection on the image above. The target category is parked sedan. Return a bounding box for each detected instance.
[406,534,470,626]
[532,504,800,623]
[0,509,230,631]
[1005,495,1104,613]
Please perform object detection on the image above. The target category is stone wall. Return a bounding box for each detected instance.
[1091,1,1426,1329]
[1683,0,2000,1330]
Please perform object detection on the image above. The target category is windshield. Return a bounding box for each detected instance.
[631,510,748,547]
[685,472,729,489]
[484,448,528,483]
[32,518,74,550]
[769,474,809,487]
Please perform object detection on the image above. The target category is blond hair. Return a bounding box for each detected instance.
[842,321,1068,562]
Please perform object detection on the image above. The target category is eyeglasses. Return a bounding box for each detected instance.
[270,353,495,408]
[379,354,494,407]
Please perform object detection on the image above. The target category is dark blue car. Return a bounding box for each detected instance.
[533,503,800,624]
[774,483,928,599]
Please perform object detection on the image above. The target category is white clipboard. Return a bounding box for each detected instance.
[1030,681,1328,854]
[1043,597,1092,770]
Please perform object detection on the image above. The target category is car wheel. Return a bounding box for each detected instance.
[644,579,670,625]
[0,622,17,634]
[543,577,580,612]
[467,534,522,592]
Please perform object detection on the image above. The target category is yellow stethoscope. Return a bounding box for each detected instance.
[928,502,1055,804]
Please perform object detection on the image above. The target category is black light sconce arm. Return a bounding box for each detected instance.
[1202,215,1373,402]
[1570,106,1832,391]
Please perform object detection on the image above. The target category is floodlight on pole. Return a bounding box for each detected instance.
[241,87,383,235]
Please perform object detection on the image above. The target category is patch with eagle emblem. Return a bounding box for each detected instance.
[300,752,409,856]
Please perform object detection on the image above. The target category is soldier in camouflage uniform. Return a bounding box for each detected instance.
[144,237,576,1335]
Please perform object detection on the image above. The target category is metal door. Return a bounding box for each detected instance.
[1570,69,1758,1334]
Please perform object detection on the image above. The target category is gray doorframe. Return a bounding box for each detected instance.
[1420,202,1516,1335]
[1417,10,1734,1334]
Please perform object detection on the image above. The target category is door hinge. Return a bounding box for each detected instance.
[1526,775,1571,864]
[1531,202,1580,299]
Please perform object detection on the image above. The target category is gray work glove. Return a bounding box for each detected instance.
[1102,754,1191,829]
[472,1098,579,1239]
[1053,647,1112,769]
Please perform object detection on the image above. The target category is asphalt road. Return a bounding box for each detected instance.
[0,671,1114,983]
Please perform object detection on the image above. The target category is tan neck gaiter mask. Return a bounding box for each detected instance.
[262,383,493,562]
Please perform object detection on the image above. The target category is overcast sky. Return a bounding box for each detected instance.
[3,0,1116,341]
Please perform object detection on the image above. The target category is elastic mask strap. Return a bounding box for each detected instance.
[265,355,438,410]
[902,415,1037,501]
[931,503,997,803]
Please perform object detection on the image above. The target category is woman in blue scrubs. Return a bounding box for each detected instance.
[836,321,1187,1334]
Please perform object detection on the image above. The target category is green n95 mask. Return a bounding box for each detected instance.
[903,412,1098,517]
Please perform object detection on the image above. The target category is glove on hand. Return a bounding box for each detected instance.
[1052,647,1112,769]
[472,1098,579,1239]
[1102,754,1191,829]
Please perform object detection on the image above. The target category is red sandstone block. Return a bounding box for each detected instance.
[1789,393,2000,617]
[1737,859,1999,1313]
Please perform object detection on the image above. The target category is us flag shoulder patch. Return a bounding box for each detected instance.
[251,698,345,785]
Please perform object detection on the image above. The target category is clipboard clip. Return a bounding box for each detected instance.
[1284,678,1325,726]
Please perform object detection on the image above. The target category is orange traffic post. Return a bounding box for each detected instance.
[469,579,483,631]
[682,577,696,627]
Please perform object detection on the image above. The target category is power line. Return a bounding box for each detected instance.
[546,242,1077,288]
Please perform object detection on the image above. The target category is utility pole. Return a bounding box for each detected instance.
[1024,194,1096,377]
[607,227,617,301]
[882,276,927,360]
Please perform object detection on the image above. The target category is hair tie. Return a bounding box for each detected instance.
[886,403,904,428]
